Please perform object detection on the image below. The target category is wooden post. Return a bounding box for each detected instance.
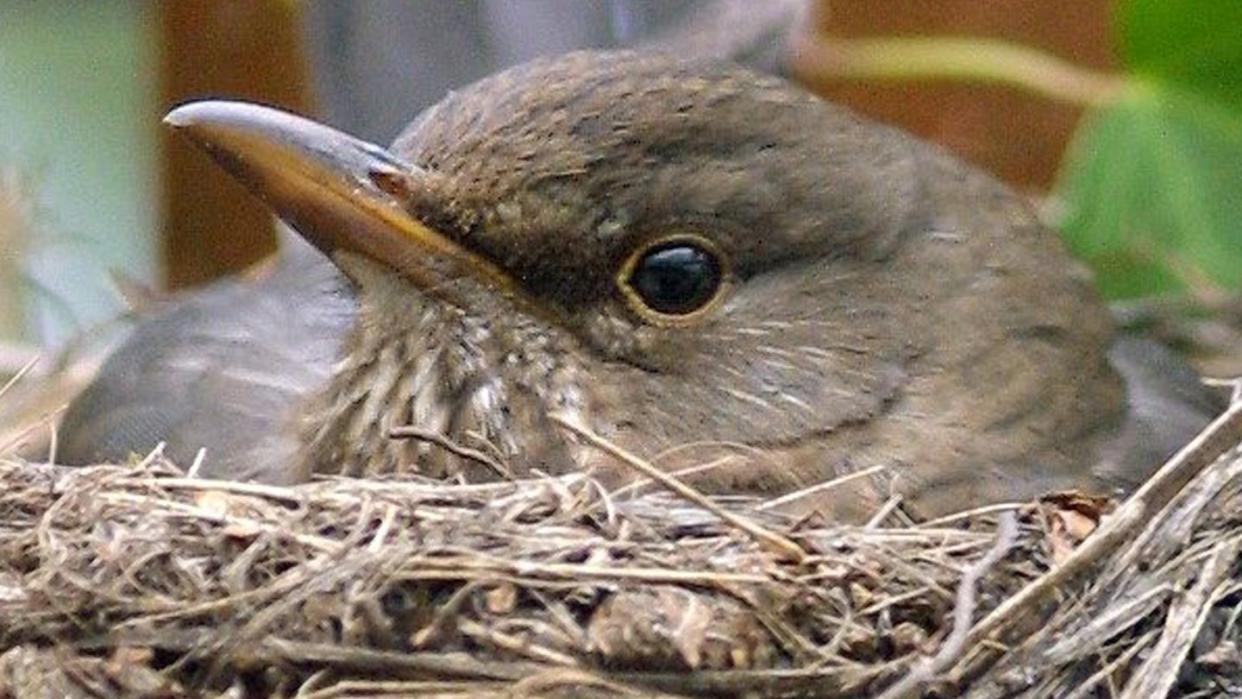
[157,0,314,289]
[793,0,1116,192]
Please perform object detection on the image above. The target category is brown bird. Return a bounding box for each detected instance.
[56,51,1219,519]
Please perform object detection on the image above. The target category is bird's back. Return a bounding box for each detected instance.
[56,245,355,482]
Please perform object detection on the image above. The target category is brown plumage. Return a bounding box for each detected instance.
[57,51,1219,519]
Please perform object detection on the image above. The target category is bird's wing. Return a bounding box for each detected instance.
[57,252,355,483]
[1095,334,1227,492]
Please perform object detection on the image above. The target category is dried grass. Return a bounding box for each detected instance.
[1,388,1241,697]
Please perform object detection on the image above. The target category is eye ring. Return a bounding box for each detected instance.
[617,234,730,324]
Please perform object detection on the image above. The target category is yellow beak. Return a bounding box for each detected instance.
[164,100,515,301]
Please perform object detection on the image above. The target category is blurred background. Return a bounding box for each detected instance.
[0,0,1239,376]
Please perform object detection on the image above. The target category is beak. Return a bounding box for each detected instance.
[164,100,514,301]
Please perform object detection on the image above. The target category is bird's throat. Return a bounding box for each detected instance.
[292,256,589,481]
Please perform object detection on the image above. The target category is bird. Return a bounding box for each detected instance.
[54,50,1221,520]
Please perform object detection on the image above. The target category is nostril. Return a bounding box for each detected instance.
[369,168,410,199]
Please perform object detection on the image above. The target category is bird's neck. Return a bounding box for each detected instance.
[291,256,588,480]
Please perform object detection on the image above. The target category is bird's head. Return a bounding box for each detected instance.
[167,51,1121,516]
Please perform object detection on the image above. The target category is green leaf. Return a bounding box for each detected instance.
[1120,0,1242,111]
[1056,85,1242,299]
[1057,0,1242,299]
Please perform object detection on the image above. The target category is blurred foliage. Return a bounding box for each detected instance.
[1056,0,1242,299]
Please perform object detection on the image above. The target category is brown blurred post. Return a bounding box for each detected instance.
[158,1,314,289]
[792,0,1116,193]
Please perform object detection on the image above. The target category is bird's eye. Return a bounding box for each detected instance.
[621,238,725,319]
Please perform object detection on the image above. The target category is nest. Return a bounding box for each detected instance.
[2,405,1242,698]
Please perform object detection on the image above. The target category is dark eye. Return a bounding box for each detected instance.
[626,241,723,316]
